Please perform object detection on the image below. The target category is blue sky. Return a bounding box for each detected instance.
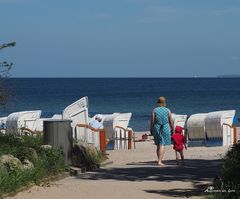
[0,0,240,77]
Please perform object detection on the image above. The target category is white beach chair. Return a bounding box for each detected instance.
[187,113,208,146]
[172,113,188,135]
[34,97,90,141]
[102,113,120,140]
[102,112,134,150]
[205,110,236,146]
[114,113,132,150]
[5,110,42,135]
[63,96,89,140]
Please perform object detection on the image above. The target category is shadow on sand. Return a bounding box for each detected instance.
[75,159,223,198]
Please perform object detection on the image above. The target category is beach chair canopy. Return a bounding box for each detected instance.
[187,113,207,140]
[63,96,89,127]
[114,113,132,129]
[205,110,236,139]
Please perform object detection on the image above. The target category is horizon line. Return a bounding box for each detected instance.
[7,76,239,79]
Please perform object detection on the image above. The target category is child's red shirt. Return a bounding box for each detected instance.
[172,133,186,151]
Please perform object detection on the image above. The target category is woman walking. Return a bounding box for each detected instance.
[150,97,174,166]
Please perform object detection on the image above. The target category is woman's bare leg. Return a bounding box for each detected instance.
[156,145,160,161]
[158,145,165,166]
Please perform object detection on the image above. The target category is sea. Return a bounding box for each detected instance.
[1,78,240,131]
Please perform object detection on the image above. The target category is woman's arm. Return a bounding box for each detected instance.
[168,110,174,133]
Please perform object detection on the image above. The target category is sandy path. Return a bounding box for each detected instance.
[6,135,228,199]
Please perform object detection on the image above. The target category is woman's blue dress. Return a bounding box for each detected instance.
[153,107,171,146]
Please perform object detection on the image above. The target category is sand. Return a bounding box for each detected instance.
[6,132,229,199]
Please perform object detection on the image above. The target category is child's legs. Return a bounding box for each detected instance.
[175,150,180,163]
[179,150,184,162]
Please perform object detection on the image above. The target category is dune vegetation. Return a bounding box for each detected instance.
[0,134,65,198]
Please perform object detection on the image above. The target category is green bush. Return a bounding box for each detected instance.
[0,134,65,198]
[212,143,240,199]
[39,147,65,173]
[0,134,43,159]
[222,143,240,186]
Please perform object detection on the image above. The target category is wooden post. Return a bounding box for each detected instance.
[99,129,107,160]
[233,127,237,144]
[128,130,132,150]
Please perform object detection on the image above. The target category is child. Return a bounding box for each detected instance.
[172,126,187,165]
